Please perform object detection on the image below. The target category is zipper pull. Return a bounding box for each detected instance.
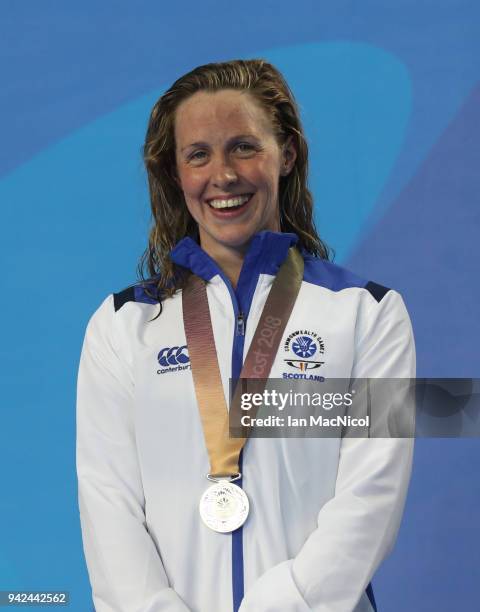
[236,312,245,336]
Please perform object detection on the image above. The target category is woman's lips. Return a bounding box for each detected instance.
[206,194,254,218]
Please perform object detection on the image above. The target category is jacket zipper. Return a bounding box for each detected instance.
[236,311,245,336]
[216,276,249,611]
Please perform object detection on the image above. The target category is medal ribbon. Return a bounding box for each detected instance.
[182,246,304,479]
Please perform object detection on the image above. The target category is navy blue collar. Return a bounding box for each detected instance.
[170,231,298,282]
[170,231,299,315]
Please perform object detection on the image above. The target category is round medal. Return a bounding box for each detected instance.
[199,481,249,533]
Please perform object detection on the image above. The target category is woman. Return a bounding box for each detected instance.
[77,59,415,612]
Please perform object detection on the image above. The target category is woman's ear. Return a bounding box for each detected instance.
[280,135,297,177]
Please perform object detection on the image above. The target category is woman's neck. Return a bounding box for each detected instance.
[200,237,248,289]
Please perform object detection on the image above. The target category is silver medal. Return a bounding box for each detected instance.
[199,480,249,533]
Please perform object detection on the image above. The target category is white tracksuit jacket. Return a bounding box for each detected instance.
[76,231,415,612]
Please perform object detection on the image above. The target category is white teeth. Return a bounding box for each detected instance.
[208,195,251,209]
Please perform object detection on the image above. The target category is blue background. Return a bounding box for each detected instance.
[1,1,479,610]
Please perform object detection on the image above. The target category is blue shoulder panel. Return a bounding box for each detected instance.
[113,279,160,312]
[303,254,367,291]
[303,254,390,302]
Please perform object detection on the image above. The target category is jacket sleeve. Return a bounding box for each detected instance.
[76,295,191,612]
[239,289,415,612]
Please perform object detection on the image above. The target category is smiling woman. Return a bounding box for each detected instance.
[139,60,329,311]
[174,89,295,285]
[76,59,415,612]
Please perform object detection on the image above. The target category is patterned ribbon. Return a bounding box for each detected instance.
[182,246,304,478]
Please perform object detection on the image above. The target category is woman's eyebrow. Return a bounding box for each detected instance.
[228,133,259,142]
[180,141,208,152]
[180,134,260,152]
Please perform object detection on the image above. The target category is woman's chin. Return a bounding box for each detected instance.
[201,227,260,254]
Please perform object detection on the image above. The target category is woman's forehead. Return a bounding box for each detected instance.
[174,90,274,144]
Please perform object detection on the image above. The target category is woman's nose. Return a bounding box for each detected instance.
[211,156,238,187]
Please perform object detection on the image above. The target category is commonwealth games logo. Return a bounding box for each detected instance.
[292,335,317,359]
[283,330,325,372]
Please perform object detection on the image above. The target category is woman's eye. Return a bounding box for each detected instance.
[189,150,207,162]
[235,143,255,154]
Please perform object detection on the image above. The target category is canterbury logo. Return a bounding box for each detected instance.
[157,345,190,367]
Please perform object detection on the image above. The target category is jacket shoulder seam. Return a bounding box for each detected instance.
[113,286,136,312]
[364,281,391,303]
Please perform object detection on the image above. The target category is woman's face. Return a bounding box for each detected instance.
[174,89,296,256]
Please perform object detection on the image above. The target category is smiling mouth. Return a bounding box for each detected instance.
[206,194,253,211]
